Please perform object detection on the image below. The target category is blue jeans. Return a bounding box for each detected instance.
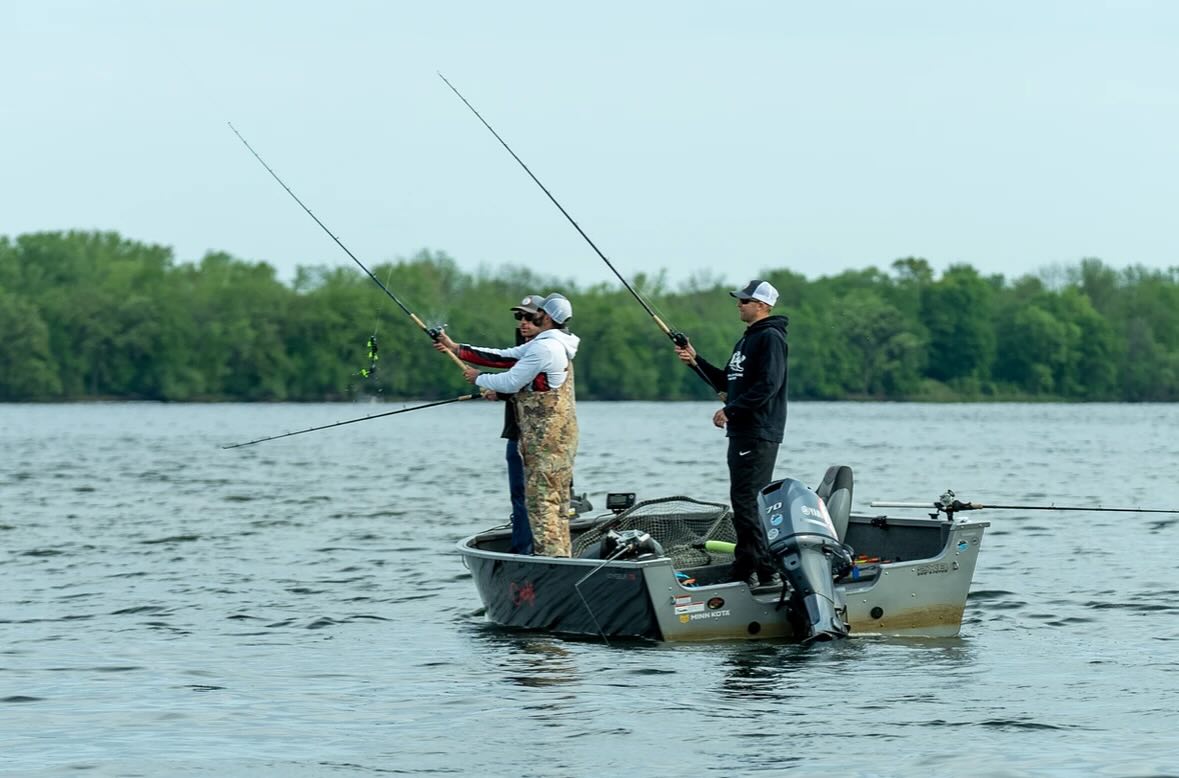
[506,438,533,555]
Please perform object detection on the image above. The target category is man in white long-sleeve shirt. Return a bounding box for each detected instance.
[437,293,580,556]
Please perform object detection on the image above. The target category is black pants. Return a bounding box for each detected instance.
[727,436,779,581]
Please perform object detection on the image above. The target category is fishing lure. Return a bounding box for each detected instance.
[356,335,379,380]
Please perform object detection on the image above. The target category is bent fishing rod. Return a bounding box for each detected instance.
[437,74,720,393]
[221,394,479,449]
[227,122,466,371]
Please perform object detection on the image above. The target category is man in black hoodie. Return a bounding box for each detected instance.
[675,280,788,587]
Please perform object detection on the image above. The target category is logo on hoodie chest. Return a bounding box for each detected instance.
[727,351,746,379]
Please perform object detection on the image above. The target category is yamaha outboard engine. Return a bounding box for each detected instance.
[758,478,853,641]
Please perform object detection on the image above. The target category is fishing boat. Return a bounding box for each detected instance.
[458,466,989,643]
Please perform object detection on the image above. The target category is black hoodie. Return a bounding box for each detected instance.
[696,315,789,443]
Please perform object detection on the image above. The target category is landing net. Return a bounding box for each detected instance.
[572,496,736,568]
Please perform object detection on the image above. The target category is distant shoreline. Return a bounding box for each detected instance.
[2,396,1170,405]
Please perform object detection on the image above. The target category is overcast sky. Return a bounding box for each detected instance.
[3,0,1177,289]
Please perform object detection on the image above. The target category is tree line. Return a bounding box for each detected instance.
[2,230,1178,402]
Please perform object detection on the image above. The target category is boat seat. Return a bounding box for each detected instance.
[814,465,854,542]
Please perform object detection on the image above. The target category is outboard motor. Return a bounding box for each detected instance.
[758,478,853,641]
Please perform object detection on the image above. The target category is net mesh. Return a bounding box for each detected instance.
[572,496,736,568]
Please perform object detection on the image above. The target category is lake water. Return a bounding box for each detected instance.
[3,401,1179,776]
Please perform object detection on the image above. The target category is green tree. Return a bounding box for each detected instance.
[0,290,62,399]
[7,228,1179,403]
[996,304,1071,394]
[836,290,926,397]
[920,265,997,388]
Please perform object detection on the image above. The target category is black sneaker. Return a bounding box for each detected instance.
[759,572,783,588]
[744,572,782,589]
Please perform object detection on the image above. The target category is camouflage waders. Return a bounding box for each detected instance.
[514,363,578,557]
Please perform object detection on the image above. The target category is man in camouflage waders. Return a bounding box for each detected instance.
[439,293,580,557]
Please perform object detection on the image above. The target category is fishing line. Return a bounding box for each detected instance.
[573,545,636,647]
[354,263,399,388]
[227,122,466,371]
[436,74,721,395]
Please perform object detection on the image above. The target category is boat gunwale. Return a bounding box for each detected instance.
[459,511,989,567]
[457,512,988,579]
[456,534,674,570]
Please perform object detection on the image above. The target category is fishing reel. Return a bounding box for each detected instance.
[933,490,983,519]
[601,529,665,561]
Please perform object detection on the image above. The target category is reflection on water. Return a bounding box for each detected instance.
[2,402,1179,775]
[719,643,803,701]
[484,632,582,689]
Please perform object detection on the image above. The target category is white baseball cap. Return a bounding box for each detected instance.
[540,292,573,324]
[729,279,779,307]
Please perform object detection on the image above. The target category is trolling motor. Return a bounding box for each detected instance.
[758,478,853,642]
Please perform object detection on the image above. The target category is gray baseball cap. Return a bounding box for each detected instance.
[510,294,545,314]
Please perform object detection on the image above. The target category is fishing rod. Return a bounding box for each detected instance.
[437,73,721,394]
[872,500,1179,514]
[227,122,466,371]
[574,531,661,647]
[221,394,478,449]
[871,490,1179,518]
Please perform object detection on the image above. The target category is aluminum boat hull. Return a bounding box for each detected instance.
[459,511,988,642]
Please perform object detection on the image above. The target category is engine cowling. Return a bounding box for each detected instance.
[758,478,852,641]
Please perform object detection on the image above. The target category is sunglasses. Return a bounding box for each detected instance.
[514,311,539,322]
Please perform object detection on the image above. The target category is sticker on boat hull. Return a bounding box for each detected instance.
[509,581,536,607]
[914,562,950,576]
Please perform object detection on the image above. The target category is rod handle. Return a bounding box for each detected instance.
[411,313,467,370]
[659,317,698,366]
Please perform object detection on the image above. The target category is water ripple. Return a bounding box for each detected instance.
[2,401,1178,775]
